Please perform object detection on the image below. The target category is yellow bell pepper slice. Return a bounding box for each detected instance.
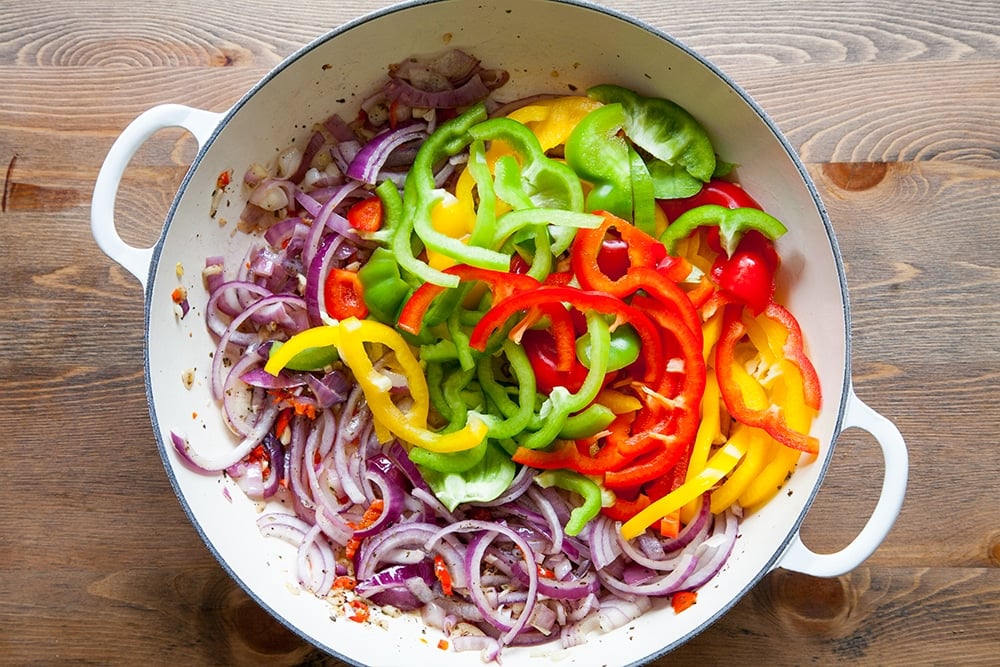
[680,372,722,524]
[738,360,814,509]
[595,387,643,414]
[426,169,478,271]
[264,318,486,454]
[506,96,604,153]
[710,424,773,513]
[334,318,486,453]
[620,434,747,541]
[264,325,342,376]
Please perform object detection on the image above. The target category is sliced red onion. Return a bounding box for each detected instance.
[595,594,652,633]
[304,231,343,326]
[260,432,284,499]
[298,522,337,595]
[206,280,271,339]
[238,202,275,230]
[597,552,697,598]
[209,293,307,400]
[263,216,308,248]
[248,177,296,212]
[322,113,358,143]
[510,560,600,601]
[285,415,319,520]
[384,441,433,496]
[411,487,459,524]
[355,560,434,610]
[451,634,502,662]
[298,183,361,270]
[256,513,337,595]
[239,366,308,390]
[304,409,344,512]
[315,505,353,546]
[219,353,266,437]
[356,522,465,588]
[660,495,713,553]
[588,515,624,571]
[304,370,350,408]
[346,121,428,185]
[428,520,538,645]
[676,509,739,591]
[351,466,405,539]
[390,49,480,86]
[385,74,490,109]
[226,431,283,500]
[289,130,327,184]
[170,401,280,472]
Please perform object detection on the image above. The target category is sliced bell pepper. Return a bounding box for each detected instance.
[468,284,665,387]
[661,203,787,257]
[346,196,383,232]
[587,84,716,183]
[505,95,604,153]
[336,317,487,453]
[716,304,820,454]
[620,434,746,540]
[324,268,368,321]
[571,213,701,336]
[657,178,762,222]
[534,469,604,537]
[402,103,512,283]
[397,263,541,336]
[565,103,633,220]
[468,116,585,213]
[358,246,413,325]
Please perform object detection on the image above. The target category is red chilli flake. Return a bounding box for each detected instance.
[216,169,231,190]
[434,555,454,596]
[348,599,370,623]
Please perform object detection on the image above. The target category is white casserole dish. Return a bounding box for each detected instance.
[91,1,908,664]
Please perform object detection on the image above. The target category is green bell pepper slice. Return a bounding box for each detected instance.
[357,245,412,325]
[660,203,788,256]
[588,84,717,183]
[467,116,584,213]
[403,104,510,285]
[517,312,610,450]
[564,102,633,221]
[534,469,604,537]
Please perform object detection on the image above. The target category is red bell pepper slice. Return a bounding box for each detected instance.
[571,212,667,295]
[657,178,762,222]
[602,492,652,522]
[572,213,702,337]
[512,412,663,475]
[397,264,540,335]
[716,304,820,454]
[346,196,384,232]
[762,302,822,411]
[469,284,665,387]
[324,268,369,320]
[520,329,589,393]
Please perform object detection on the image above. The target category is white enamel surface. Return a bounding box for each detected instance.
[93,1,907,665]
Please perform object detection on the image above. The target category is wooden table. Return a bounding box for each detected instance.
[2,1,997,664]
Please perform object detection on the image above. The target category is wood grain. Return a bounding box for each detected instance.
[1,0,998,665]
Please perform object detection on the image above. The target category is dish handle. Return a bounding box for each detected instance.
[90,104,224,290]
[776,388,907,577]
